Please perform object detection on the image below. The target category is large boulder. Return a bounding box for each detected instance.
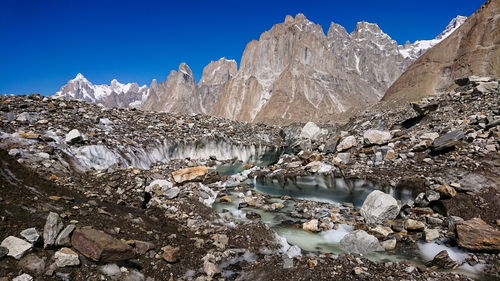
[340,230,384,254]
[65,129,84,144]
[336,136,357,151]
[456,218,500,252]
[363,130,392,145]
[299,122,326,140]
[360,190,400,224]
[171,166,208,184]
[71,228,135,262]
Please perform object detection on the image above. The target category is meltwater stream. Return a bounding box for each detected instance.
[213,168,487,279]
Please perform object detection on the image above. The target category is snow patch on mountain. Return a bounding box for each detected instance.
[54,74,148,108]
[399,16,467,60]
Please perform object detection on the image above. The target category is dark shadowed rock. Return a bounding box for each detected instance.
[432,131,464,152]
[426,250,459,269]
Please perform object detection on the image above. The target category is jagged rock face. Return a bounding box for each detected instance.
[213,14,411,124]
[142,63,197,113]
[383,0,499,102]
[196,58,237,114]
[53,74,148,108]
[142,59,236,114]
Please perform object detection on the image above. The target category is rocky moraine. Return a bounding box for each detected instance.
[0,76,499,281]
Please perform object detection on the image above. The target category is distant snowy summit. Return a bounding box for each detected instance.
[399,16,467,60]
[53,73,148,108]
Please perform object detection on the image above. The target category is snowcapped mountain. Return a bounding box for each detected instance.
[398,16,467,60]
[53,74,148,108]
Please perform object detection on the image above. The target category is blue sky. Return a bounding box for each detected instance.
[0,0,486,95]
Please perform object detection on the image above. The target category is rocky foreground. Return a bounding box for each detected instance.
[0,76,499,280]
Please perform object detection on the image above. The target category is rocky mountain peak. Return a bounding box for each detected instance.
[199,58,237,85]
[327,22,349,39]
[71,73,89,83]
[435,15,467,40]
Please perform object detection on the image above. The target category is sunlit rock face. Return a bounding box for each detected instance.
[213,14,413,124]
[142,58,237,114]
[384,0,498,102]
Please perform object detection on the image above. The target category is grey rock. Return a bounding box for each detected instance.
[100,263,122,279]
[122,270,145,281]
[65,129,83,144]
[0,246,8,259]
[1,236,32,259]
[55,272,71,281]
[43,212,64,248]
[425,190,440,202]
[299,122,325,140]
[12,274,33,281]
[55,224,76,246]
[432,131,464,152]
[20,228,40,243]
[337,136,357,151]
[363,129,392,145]
[19,254,46,274]
[360,190,400,224]
[340,230,384,254]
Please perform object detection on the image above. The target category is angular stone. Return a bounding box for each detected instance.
[1,236,32,259]
[302,219,319,232]
[161,245,180,263]
[427,250,459,269]
[55,224,76,246]
[425,190,440,202]
[336,136,357,151]
[145,179,173,197]
[424,228,440,242]
[71,228,135,262]
[404,219,425,231]
[20,228,40,243]
[54,247,80,267]
[340,230,384,254]
[211,234,228,250]
[43,212,64,248]
[19,254,46,274]
[369,226,393,238]
[381,239,397,250]
[12,274,33,281]
[475,81,499,94]
[363,129,392,145]
[360,190,400,224]
[435,184,457,198]
[133,240,154,256]
[432,131,464,152]
[171,166,208,184]
[456,218,500,252]
[299,122,325,140]
[420,132,440,141]
[65,129,83,144]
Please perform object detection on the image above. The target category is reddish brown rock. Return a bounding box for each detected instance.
[456,218,500,252]
[161,245,180,263]
[435,184,457,198]
[171,166,208,184]
[71,228,135,262]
